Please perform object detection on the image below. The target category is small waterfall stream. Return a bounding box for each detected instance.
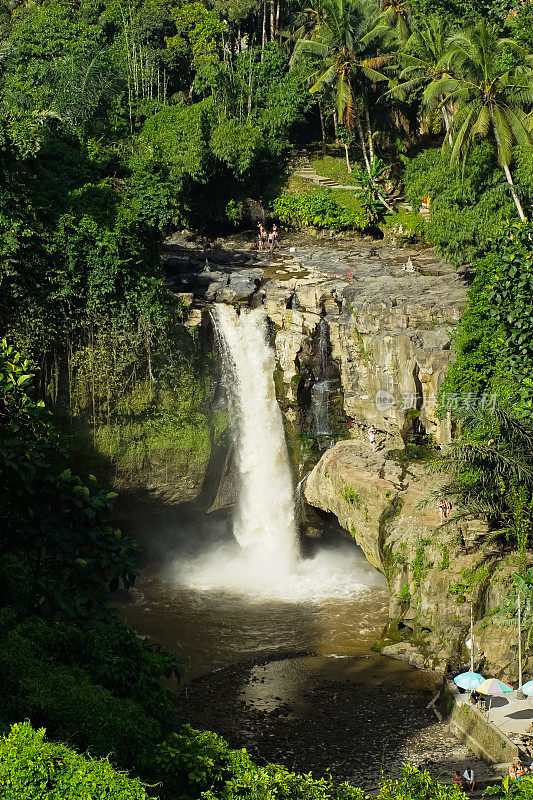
[311,319,334,437]
[311,380,334,436]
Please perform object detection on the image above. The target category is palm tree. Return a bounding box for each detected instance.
[388,16,453,145]
[429,406,533,552]
[291,0,391,176]
[377,0,412,47]
[426,21,533,221]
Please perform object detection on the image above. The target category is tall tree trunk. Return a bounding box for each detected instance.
[237,21,242,53]
[364,100,375,162]
[261,0,267,57]
[275,0,280,37]
[503,162,526,222]
[355,110,371,175]
[332,107,338,139]
[492,117,527,222]
[318,98,326,152]
[247,51,253,118]
[441,104,453,147]
[269,0,275,41]
[343,142,352,173]
[376,190,394,213]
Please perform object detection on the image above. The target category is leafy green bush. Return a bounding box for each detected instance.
[155,724,366,800]
[383,210,426,242]
[0,619,162,770]
[0,341,140,624]
[340,484,361,507]
[398,584,411,603]
[402,143,516,264]
[272,190,366,231]
[441,223,533,416]
[155,727,472,800]
[7,616,182,724]
[0,721,151,799]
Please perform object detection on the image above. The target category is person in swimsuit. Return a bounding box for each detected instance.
[452,771,464,788]
[368,425,377,453]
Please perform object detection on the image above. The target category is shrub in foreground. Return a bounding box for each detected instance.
[155,726,467,800]
[0,721,151,799]
[0,620,162,770]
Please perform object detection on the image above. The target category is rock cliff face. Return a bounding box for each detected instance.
[261,240,464,445]
[304,440,527,678]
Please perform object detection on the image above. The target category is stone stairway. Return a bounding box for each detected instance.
[291,149,431,217]
[294,152,360,190]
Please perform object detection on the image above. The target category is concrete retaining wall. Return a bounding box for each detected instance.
[445,682,519,764]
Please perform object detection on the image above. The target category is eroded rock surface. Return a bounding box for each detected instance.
[304,439,529,678]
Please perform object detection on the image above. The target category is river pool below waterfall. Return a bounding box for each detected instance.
[116,501,495,788]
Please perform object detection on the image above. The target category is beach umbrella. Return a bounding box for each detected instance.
[477,678,514,696]
[477,678,514,718]
[454,672,485,691]
[521,680,533,696]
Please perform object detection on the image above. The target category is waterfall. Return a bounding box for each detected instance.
[317,318,329,377]
[212,305,299,573]
[178,304,381,602]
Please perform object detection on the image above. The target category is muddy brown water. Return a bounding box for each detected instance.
[116,500,495,787]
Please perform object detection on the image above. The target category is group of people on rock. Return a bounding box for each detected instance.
[257,222,278,251]
[509,761,528,780]
[452,761,528,793]
[453,768,475,792]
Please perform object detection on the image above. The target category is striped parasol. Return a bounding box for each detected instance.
[477,678,514,719]
[477,678,514,696]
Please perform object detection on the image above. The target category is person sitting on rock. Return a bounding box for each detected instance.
[463,767,475,791]
[469,689,481,705]
[453,771,465,788]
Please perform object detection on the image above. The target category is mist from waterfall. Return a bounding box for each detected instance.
[178,304,384,602]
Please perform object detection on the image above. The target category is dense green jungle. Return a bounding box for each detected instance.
[0,0,533,792]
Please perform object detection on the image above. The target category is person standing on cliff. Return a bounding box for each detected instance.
[368,425,377,453]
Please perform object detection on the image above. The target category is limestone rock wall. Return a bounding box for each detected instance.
[263,248,465,445]
[304,440,528,678]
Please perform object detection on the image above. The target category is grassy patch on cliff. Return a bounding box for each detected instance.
[310,153,361,186]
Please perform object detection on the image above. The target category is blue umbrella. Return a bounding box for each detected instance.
[454,672,485,691]
[521,680,533,696]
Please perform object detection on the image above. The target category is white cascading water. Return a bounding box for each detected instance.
[214,304,299,573]
[180,304,384,601]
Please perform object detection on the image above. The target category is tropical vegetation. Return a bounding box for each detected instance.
[0,0,532,791]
